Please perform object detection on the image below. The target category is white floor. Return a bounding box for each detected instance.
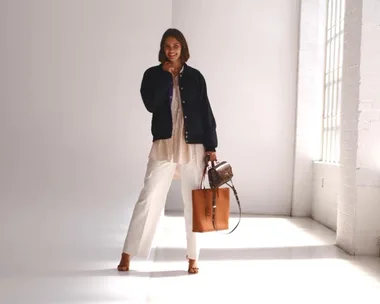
[2,211,380,304]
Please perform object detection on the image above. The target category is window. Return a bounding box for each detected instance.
[321,0,345,163]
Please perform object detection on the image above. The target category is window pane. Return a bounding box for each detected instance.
[321,0,345,163]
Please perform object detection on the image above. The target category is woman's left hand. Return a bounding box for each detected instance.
[205,152,217,162]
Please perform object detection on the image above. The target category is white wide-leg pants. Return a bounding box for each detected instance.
[123,158,204,260]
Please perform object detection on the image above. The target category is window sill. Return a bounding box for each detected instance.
[313,160,341,167]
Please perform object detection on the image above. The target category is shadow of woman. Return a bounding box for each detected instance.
[54,268,189,278]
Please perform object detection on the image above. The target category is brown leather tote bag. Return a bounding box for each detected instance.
[192,156,241,233]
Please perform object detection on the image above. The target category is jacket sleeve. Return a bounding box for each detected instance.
[140,67,172,113]
[199,72,218,152]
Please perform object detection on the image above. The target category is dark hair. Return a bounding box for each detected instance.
[158,28,190,63]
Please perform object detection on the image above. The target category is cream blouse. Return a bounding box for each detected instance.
[148,70,205,179]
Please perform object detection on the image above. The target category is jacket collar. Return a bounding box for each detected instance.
[179,64,186,74]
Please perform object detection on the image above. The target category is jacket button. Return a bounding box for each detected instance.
[182,100,185,104]
[184,116,187,119]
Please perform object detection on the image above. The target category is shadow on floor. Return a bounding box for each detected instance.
[153,244,348,261]
[47,268,189,278]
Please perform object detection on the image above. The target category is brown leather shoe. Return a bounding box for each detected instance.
[117,253,130,271]
[186,255,199,274]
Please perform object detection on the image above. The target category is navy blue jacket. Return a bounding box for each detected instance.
[140,63,217,152]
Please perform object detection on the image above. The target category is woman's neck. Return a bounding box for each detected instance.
[172,60,183,71]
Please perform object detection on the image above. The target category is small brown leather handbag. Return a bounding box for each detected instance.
[192,156,241,233]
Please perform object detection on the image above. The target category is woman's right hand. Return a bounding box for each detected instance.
[162,62,175,75]
[205,152,217,162]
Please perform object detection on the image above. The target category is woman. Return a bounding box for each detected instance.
[117,28,218,274]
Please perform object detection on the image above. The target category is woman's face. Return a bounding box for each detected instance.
[164,36,182,63]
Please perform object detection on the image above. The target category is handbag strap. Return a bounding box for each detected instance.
[212,180,242,234]
[199,161,208,189]
[199,155,219,189]
[200,156,242,234]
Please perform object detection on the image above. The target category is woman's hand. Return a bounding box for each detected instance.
[162,62,176,75]
[205,151,217,162]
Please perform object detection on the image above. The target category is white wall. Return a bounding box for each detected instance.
[354,0,380,255]
[0,0,171,266]
[292,0,326,217]
[166,0,301,215]
[338,0,380,256]
[294,0,339,228]
[329,0,380,256]
[312,163,339,231]
[336,0,362,256]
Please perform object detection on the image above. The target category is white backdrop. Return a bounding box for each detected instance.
[0,0,172,274]
[0,0,300,275]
